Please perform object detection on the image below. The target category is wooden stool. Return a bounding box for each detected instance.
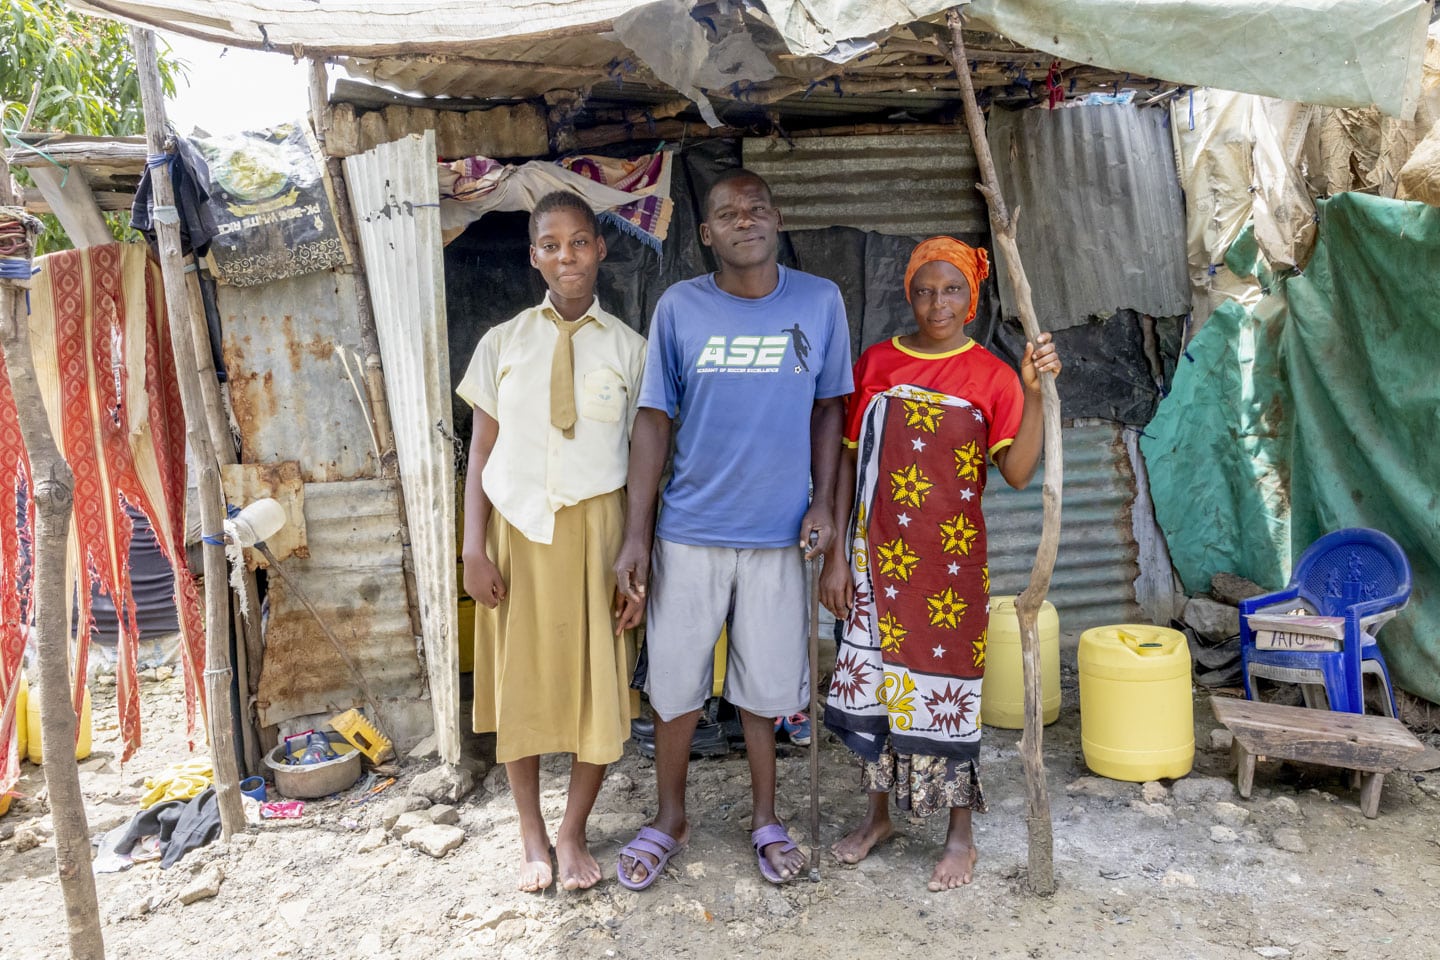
[1210,696,1424,819]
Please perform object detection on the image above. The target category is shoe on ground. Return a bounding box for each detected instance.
[779,713,812,746]
[630,715,729,759]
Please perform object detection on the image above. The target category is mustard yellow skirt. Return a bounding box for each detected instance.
[472,489,636,765]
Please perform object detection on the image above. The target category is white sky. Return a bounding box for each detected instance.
[161,32,317,137]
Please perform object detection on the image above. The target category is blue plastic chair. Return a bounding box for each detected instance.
[1239,528,1409,716]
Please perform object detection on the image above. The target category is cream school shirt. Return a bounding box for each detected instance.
[456,293,647,545]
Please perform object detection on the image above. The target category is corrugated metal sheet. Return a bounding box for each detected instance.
[988,103,1189,329]
[343,132,461,764]
[985,420,1142,631]
[256,478,424,727]
[743,134,986,235]
[218,269,382,482]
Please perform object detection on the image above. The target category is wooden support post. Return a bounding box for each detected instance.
[1233,739,1256,799]
[179,260,262,774]
[944,7,1062,897]
[26,166,112,248]
[130,27,245,839]
[1,166,105,960]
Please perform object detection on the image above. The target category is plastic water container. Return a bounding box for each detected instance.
[25,683,92,765]
[1078,624,1193,782]
[981,596,1061,729]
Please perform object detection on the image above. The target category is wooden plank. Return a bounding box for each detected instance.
[1212,697,1423,772]
[22,188,133,214]
[27,166,113,248]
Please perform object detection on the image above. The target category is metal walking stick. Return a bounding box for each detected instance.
[806,530,822,882]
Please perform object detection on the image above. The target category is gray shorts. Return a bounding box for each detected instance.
[643,538,809,722]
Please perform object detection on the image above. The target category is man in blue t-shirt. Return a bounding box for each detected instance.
[613,168,852,890]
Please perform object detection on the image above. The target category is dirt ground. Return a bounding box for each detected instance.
[5,659,1440,960]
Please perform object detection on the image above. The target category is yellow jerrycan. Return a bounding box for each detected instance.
[26,682,92,765]
[1078,624,1193,781]
[14,672,28,763]
[981,596,1061,729]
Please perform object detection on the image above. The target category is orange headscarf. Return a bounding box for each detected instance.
[903,236,990,324]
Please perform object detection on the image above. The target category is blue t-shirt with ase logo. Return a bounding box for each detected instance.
[638,266,854,548]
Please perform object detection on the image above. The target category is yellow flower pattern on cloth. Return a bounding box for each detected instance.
[876,536,920,581]
[926,585,968,629]
[973,628,987,668]
[902,399,946,433]
[891,462,934,510]
[954,440,984,482]
[878,611,908,653]
[939,513,979,556]
[981,564,990,593]
[879,671,918,730]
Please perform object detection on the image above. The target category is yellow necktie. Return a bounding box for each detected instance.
[550,313,594,438]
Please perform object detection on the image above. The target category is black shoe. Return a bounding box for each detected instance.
[630,714,729,759]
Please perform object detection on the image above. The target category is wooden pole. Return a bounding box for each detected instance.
[944,7,1061,897]
[130,27,245,838]
[1,168,105,959]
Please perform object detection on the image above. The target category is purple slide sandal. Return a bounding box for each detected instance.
[752,823,801,885]
[616,826,684,891]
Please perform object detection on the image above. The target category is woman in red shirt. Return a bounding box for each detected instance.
[820,236,1061,891]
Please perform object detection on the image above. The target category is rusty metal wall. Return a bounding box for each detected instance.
[218,269,382,482]
[255,478,425,728]
[985,420,1144,633]
[344,131,461,764]
[988,103,1190,329]
[743,134,986,236]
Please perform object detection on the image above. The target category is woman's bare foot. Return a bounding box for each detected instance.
[831,817,894,864]
[927,842,978,891]
[556,834,602,891]
[832,791,894,865]
[517,834,554,893]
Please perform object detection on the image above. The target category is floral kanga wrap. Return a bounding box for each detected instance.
[825,383,991,764]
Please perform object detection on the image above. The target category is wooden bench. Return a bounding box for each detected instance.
[1210,696,1424,818]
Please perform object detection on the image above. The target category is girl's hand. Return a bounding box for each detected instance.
[612,588,645,633]
[1021,331,1062,393]
[463,553,507,609]
[819,554,854,620]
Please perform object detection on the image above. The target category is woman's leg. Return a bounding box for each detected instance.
[506,756,553,892]
[929,806,978,890]
[556,759,606,890]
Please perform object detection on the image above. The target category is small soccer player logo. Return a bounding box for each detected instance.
[784,322,810,373]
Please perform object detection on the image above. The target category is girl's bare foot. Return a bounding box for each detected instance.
[927,842,978,891]
[517,834,554,892]
[556,834,602,890]
[831,817,894,864]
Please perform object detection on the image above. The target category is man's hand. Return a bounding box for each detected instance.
[613,534,652,609]
[462,552,507,609]
[798,505,833,560]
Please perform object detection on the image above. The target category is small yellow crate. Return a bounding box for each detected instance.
[327,709,393,764]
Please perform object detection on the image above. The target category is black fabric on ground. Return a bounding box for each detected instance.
[131,137,219,259]
[111,786,222,869]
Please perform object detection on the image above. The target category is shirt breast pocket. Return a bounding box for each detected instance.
[580,369,626,423]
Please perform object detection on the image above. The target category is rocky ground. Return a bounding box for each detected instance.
[5,659,1440,960]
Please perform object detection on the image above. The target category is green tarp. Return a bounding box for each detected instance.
[1143,193,1440,703]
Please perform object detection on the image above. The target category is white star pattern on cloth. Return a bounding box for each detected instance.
[932,645,946,658]
[911,437,926,451]
[947,561,960,575]
[959,488,975,501]
[972,409,984,421]
[897,512,912,527]
[884,585,898,599]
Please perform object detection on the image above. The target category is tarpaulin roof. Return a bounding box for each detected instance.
[72,0,1434,118]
